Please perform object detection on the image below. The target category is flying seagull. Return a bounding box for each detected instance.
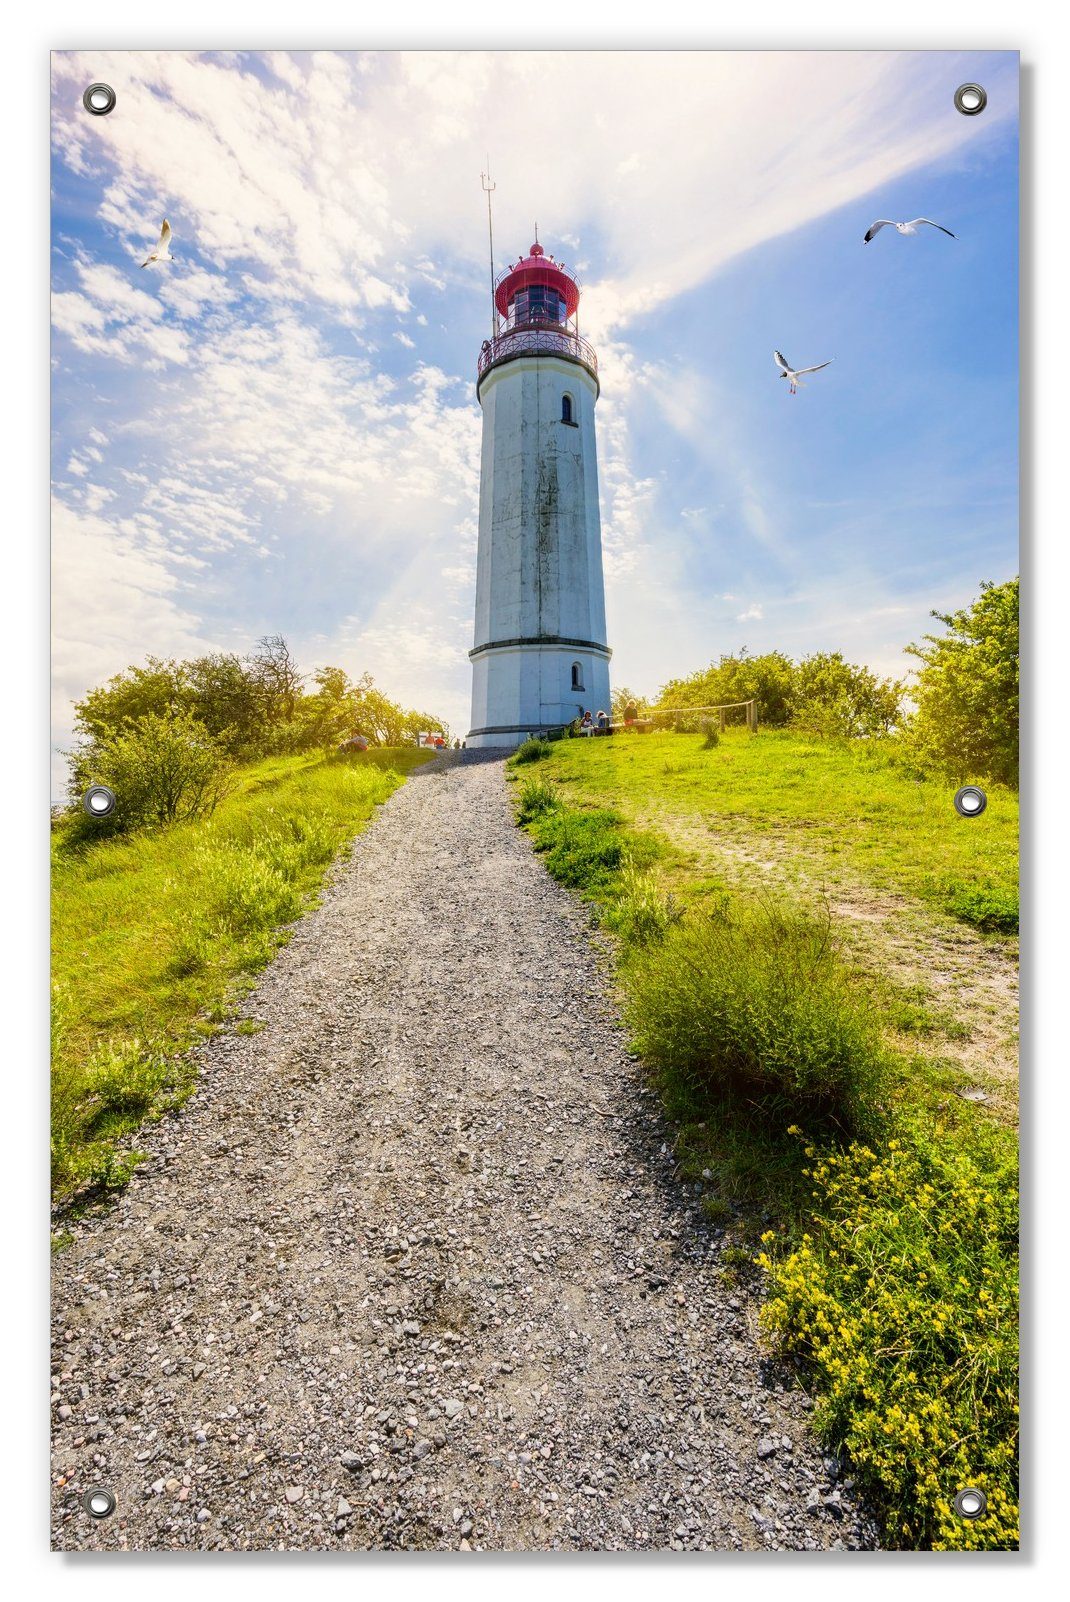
[773,349,833,396]
[140,219,173,268]
[863,217,955,243]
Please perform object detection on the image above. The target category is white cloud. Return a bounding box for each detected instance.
[51,495,213,792]
[736,603,764,622]
[50,50,1015,333]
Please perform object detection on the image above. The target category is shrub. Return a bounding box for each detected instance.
[657,649,903,736]
[701,721,720,749]
[905,577,1019,789]
[605,863,682,947]
[512,737,554,765]
[625,898,887,1123]
[165,927,216,977]
[758,1121,1019,1549]
[52,1035,177,1194]
[70,710,232,836]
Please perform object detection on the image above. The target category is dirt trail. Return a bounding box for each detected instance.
[51,753,874,1552]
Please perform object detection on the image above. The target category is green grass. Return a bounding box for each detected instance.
[506,734,1019,1549]
[51,748,428,1201]
[539,728,1018,933]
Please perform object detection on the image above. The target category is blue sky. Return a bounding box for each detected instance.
[50,49,1018,783]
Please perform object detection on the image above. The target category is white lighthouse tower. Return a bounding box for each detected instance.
[466,237,611,747]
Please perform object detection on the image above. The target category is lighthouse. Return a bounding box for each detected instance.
[466,238,611,747]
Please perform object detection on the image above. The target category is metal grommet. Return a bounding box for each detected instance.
[82,785,117,818]
[82,83,116,116]
[82,1486,116,1519]
[954,1486,987,1519]
[954,83,987,116]
[954,786,987,818]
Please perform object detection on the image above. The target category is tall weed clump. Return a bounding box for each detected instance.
[516,778,560,823]
[512,737,554,765]
[605,862,682,947]
[626,898,887,1125]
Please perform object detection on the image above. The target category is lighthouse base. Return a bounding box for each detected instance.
[467,640,611,748]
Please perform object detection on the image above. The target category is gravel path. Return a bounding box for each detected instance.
[51,753,875,1552]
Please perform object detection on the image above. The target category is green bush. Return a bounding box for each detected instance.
[758,1120,1019,1549]
[701,721,720,749]
[70,709,232,837]
[905,578,1019,790]
[512,737,554,765]
[625,899,887,1122]
[52,1036,176,1194]
[197,843,303,935]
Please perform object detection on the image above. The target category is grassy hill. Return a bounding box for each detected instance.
[51,748,429,1202]
[509,727,1019,1550]
[541,726,1018,934]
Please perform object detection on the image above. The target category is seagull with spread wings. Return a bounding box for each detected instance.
[863,217,955,244]
[140,219,173,268]
[773,349,833,395]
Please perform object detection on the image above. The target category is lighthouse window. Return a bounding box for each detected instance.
[561,394,573,424]
[571,661,584,691]
[513,285,565,326]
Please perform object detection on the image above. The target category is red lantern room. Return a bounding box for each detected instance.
[494,240,581,327]
[478,238,597,390]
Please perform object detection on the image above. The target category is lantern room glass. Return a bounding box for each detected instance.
[509,285,567,328]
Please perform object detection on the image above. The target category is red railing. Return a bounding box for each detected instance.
[476,323,598,386]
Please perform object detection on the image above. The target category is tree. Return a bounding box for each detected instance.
[73,658,188,746]
[67,642,450,789]
[904,577,1019,788]
[72,710,232,833]
[792,652,904,738]
[185,653,262,753]
[249,635,303,727]
[298,666,362,751]
[659,650,795,725]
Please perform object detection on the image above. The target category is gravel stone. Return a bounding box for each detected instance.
[50,753,876,1551]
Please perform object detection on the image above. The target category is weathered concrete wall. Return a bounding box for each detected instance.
[468,354,611,746]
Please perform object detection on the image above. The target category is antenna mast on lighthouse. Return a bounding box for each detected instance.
[481,162,499,338]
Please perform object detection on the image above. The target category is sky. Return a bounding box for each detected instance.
[50,49,1018,788]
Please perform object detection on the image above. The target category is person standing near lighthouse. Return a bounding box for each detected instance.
[466,237,611,747]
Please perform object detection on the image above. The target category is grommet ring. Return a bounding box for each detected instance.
[82,1486,116,1519]
[82,83,116,116]
[954,786,987,818]
[82,785,117,818]
[954,1486,987,1519]
[954,83,987,116]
